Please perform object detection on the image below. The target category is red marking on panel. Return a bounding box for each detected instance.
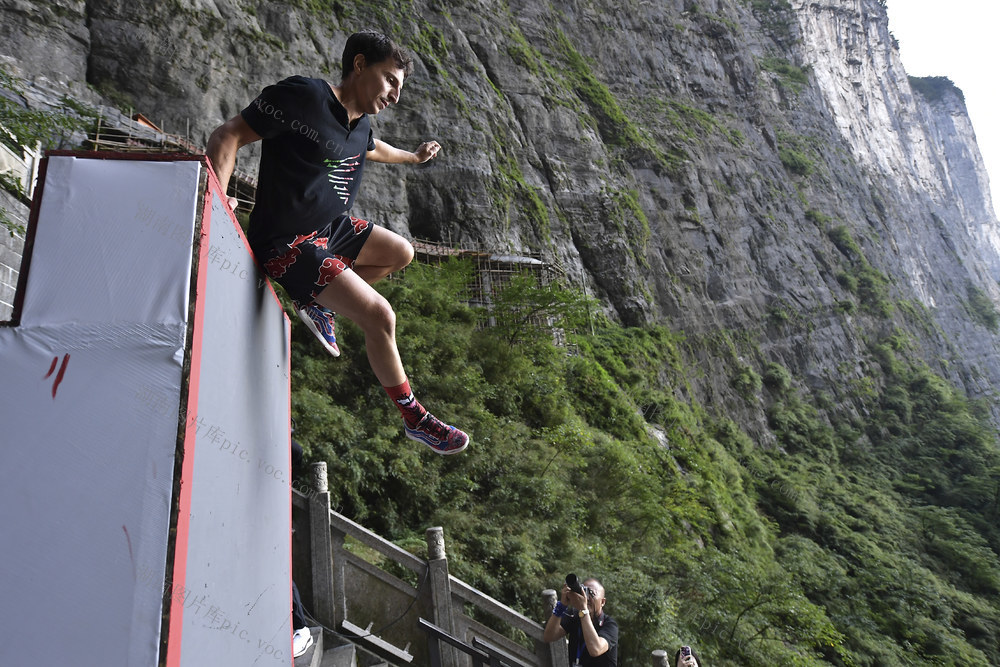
[123,525,136,580]
[52,354,69,398]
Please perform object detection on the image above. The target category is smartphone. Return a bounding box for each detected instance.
[680,646,692,658]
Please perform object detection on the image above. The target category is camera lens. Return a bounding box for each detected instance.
[565,574,584,595]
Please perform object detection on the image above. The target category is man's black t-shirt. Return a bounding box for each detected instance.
[560,613,619,666]
[240,75,376,252]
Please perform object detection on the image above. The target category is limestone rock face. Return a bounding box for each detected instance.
[0,0,89,84]
[3,0,1000,425]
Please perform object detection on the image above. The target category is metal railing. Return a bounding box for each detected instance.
[294,462,562,667]
[294,464,676,667]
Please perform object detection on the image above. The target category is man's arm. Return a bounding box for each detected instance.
[562,588,610,658]
[367,138,440,164]
[578,611,610,657]
[542,610,566,643]
[206,115,262,208]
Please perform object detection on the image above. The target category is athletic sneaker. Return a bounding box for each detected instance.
[298,303,340,357]
[292,627,314,658]
[405,412,470,455]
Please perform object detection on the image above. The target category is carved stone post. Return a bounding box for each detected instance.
[541,589,570,667]
[427,525,446,561]
[651,649,670,667]
[309,462,337,627]
[426,526,457,667]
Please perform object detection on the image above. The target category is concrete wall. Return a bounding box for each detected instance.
[169,168,293,667]
[0,188,27,320]
[0,154,292,667]
[0,155,202,667]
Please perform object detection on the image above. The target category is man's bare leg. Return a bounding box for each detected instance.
[312,264,469,454]
[298,227,412,358]
[352,226,414,285]
[313,268,404,385]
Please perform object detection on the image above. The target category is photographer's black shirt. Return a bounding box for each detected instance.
[240,75,376,253]
[560,613,618,666]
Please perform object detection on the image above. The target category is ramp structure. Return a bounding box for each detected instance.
[0,153,292,666]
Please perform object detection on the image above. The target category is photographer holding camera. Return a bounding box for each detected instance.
[543,575,618,666]
[675,644,701,667]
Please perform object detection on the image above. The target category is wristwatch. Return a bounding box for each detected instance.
[578,608,590,616]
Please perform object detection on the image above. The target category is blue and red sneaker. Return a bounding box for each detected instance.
[298,303,340,357]
[405,412,469,455]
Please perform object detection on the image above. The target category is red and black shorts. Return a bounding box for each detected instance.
[253,214,374,308]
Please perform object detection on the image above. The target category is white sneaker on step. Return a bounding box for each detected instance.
[293,627,314,658]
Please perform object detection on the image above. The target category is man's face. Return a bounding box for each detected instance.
[583,579,605,616]
[352,54,405,115]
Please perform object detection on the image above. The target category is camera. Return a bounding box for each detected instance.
[565,573,585,596]
[680,645,692,658]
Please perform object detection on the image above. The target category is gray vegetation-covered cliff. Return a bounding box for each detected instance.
[4,0,1000,410]
[4,0,1000,664]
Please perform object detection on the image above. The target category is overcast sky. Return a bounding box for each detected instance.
[884,0,1000,213]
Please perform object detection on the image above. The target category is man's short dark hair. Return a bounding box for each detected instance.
[341,30,414,80]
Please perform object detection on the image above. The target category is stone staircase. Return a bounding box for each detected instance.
[293,626,393,667]
[294,465,564,667]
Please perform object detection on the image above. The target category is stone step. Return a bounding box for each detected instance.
[320,643,357,667]
[293,627,324,667]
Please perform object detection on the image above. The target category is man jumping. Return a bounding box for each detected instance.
[207,30,468,454]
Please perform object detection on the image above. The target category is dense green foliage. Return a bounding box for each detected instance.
[965,281,1000,332]
[760,56,811,93]
[0,65,92,234]
[828,225,894,317]
[909,76,965,104]
[289,260,1000,666]
[0,65,90,156]
[0,205,22,237]
[778,131,818,177]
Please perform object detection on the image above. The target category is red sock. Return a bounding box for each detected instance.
[383,380,427,428]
